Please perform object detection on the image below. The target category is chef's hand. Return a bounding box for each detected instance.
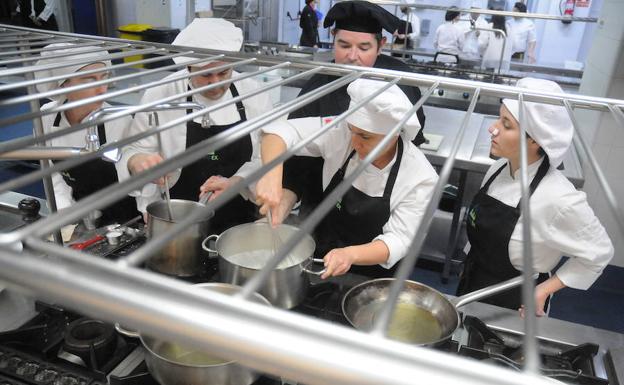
[127,153,168,186]
[256,171,283,226]
[200,175,240,201]
[518,275,565,318]
[321,247,356,279]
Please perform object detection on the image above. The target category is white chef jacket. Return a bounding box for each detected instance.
[261,117,439,269]
[16,0,57,21]
[41,101,132,210]
[506,17,536,54]
[119,69,274,212]
[478,23,514,71]
[399,13,421,46]
[434,22,465,63]
[456,15,489,58]
[466,158,613,290]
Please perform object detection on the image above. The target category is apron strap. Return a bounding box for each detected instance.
[481,162,508,192]
[382,139,404,199]
[54,111,106,144]
[186,83,247,121]
[516,156,550,210]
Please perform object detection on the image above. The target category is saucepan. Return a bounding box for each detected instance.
[342,275,530,347]
[136,283,271,385]
[202,222,322,309]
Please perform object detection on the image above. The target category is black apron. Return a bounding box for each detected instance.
[314,140,404,278]
[456,158,551,311]
[54,112,140,224]
[168,83,256,234]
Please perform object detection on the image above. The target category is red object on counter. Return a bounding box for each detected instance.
[69,235,105,250]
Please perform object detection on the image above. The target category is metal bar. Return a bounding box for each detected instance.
[1,67,330,243]
[442,169,467,282]
[372,85,478,336]
[566,102,624,237]
[517,93,539,374]
[0,62,287,198]
[471,27,506,75]
[0,50,189,93]
[0,245,556,385]
[0,40,109,58]
[0,146,84,160]
[351,0,598,22]
[0,47,161,77]
[0,37,78,49]
[120,72,360,267]
[0,43,130,66]
[0,34,55,43]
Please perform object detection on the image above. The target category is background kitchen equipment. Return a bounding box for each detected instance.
[203,223,321,309]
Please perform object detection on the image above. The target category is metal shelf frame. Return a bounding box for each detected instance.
[0,24,622,385]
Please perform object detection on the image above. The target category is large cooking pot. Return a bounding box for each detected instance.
[342,275,528,346]
[146,199,211,276]
[202,222,320,309]
[140,283,271,385]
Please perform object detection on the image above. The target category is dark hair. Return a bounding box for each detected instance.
[445,7,460,21]
[491,14,506,36]
[400,6,409,14]
[333,28,384,47]
[305,0,314,4]
[525,133,546,156]
[514,2,527,12]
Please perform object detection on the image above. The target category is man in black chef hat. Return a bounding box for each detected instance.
[276,0,427,221]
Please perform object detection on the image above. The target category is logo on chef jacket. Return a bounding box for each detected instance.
[322,116,335,125]
[468,205,478,228]
[61,171,76,182]
[335,199,342,210]
[206,150,219,161]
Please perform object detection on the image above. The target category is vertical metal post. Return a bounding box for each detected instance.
[20,46,63,244]
[517,93,539,373]
[55,0,74,33]
[186,0,196,26]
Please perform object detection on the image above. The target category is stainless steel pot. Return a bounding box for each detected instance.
[342,275,528,346]
[146,199,211,276]
[140,283,270,385]
[202,223,320,309]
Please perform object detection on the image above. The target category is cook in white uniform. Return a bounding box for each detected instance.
[456,77,613,316]
[433,7,464,63]
[478,14,514,72]
[456,6,489,59]
[35,43,138,224]
[256,79,438,279]
[119,18,273,233]
[506,2,537,64]
[392,6,420,56]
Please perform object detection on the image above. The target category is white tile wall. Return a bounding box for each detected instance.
[579,1,624,267]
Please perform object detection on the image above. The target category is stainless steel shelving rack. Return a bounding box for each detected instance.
[0,24,622,385]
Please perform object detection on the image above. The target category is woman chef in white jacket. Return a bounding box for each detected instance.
[119,18,273,233]
[256,79,438,278]
[35,43,138,224]
[456,77,613,316]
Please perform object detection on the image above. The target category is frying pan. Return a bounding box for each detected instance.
[342,275,531,346]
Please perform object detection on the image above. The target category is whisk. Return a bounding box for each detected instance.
[266,210,297,268]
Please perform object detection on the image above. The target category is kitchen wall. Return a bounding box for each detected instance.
[576,0,624,267]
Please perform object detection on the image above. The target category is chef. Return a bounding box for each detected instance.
[506,2,537,64]
[119,18,273,233]
[256,79,438,278]
[478,14,514,71]
[457,5,489,60]
[283,0,428,222]
[433,7,464,63]
[299,0,320,48]
[392,6,420,57]
[35,43,138,224]
[456,78,613,316]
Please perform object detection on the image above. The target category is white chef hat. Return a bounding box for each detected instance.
[34,43,112,95]
[172,18,243,65]
[502,77,574,167]
[346,79,421,141]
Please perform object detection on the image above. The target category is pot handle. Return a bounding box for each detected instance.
[302,258,326,276]
[452,273,538,308]
[114,323,140,338]
[202,234,219,254]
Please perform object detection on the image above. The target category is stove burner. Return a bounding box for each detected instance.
[62,319,117,371]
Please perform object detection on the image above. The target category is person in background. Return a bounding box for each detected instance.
[456,78,613,316]
[256,79,437,278]
[457,5,489,60]
[433,7,464,63]
[299,0,320,48]
[507,2,536,64]
[34,43,139,224]
[392,6,420,58]
[119,18,273,234]
[16,0,58,30]
[277,0,428,223]
[478,13,514,72]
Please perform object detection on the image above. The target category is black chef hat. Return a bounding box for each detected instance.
[323,1,401,34]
